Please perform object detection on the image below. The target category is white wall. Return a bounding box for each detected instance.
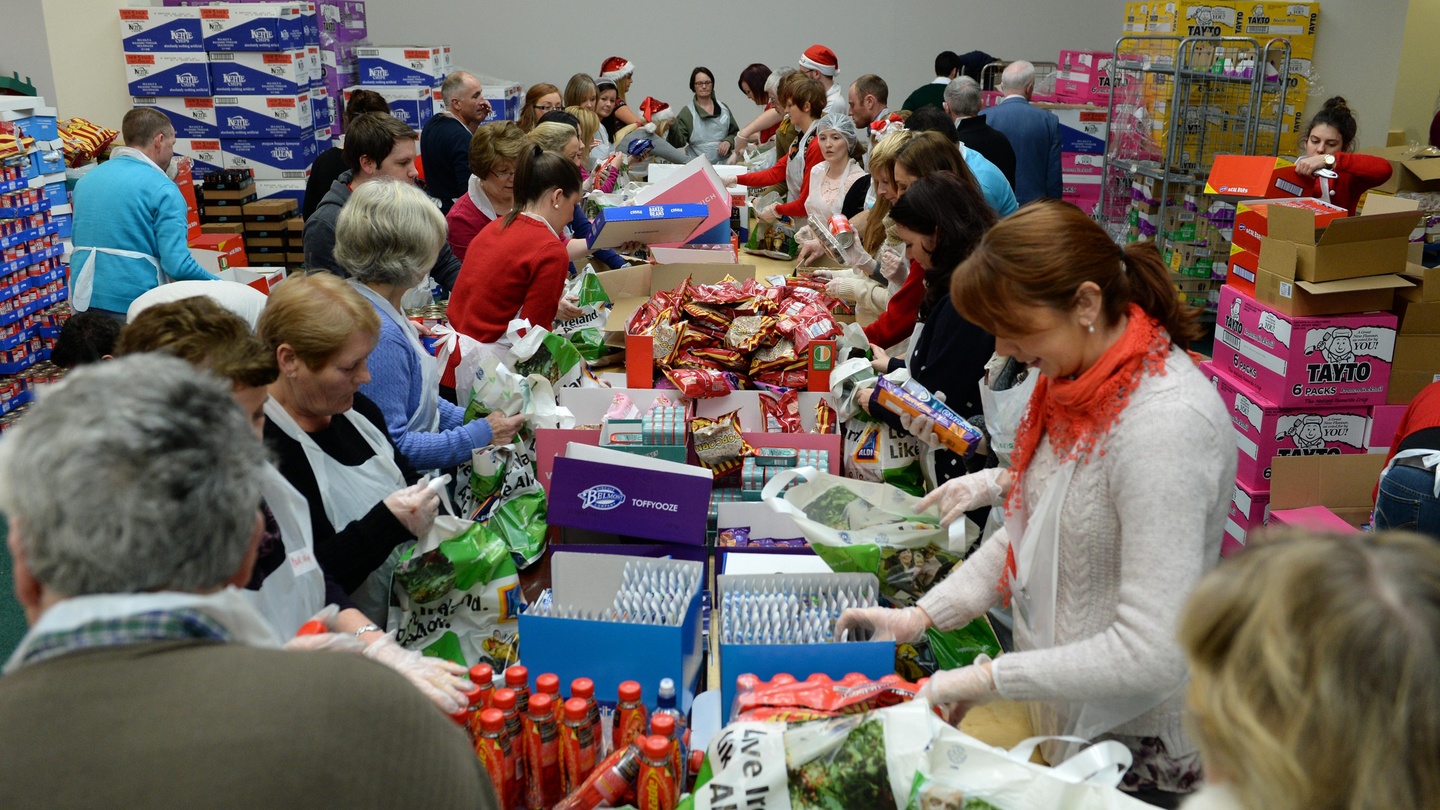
[0,0,57,103]
[1388,0,1440,145]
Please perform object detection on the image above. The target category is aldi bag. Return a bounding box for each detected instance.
[553,265,616,363]
[389,514,522,671]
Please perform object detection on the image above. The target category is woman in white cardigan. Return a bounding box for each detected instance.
[838,201,1234,807]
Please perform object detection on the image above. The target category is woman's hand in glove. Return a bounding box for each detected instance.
[834,605,932,643]
[916,468,1011,526]
[383,482,440,538]
[825,275,868,303]
[899,413,942,448]
[363,634,474,714]
[879,248,907,285]
[796,239,828,267]
[916,655,997,725]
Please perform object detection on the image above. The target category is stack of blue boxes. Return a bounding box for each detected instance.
[349,45,449,132]
[124,3,332,204]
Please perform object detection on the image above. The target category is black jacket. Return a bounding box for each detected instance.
[956,117,1018,191]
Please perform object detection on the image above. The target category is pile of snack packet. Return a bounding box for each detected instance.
[627,275,852,397]
[456,665,696,810]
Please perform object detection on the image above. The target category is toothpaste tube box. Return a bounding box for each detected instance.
[209,50,307,96]
[119,7,203,52]
[215,94,313,139]
[1224,477,1270,558]
[874,375,983,457]
[200,3,305,52]
[1204,361,1370,490]
[173,138,226,180]
[1215,285,1397,408]
[221,137,317,181]
[131,96,218,140]
[356,46,445,87]
[125,52,211,97]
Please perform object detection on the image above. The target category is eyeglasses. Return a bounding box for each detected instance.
[693,80,713,88]
[489,167,516,178]
[534,103,562,113]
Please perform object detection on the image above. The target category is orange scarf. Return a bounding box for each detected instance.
[997,304,1174,604]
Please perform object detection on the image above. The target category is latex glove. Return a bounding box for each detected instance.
[796,239,829,267]
[916,468,1010,526]
[284,631,367,653]
[834,605,932,643]
[556,295,584,321]
[917,655,997,724]
[363,634,473,715]
[383,482,440,538]
[879,248,907,284]
[485,412,528,446]
[757,204,780,223]
[899,413,943,448]
[825,275,868,302]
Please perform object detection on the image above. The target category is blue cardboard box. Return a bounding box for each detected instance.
[588,203,709,250]
[355,46,445,88]
[131,96,218,140]
[342,84,432,130]
[200,3,305,52]
[518,552,705,712]
[173,139,226,180]
[221,137,316,180]
[216,94,313,139]
[125,53,211,97]
[119,7,203,52]
[209,50,307,96]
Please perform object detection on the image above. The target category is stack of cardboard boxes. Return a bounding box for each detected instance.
[196,170,305,274]
[347,45,449,131]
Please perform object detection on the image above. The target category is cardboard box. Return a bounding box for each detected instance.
[120,7,203,53]
[517,552,704,711]
[588,204,709,250]
[124,53,211,97]
[1401,263,1440,302]
[217,265,285,292]
[1366,404,1408,454]
[1367,146,1440,195]
[1225,244,1260,297]
[1050,106,1107,155]
[201,222,246,235]
[341,85,432,130]
[1205,363,1369,490]
[209,50,307,96]
[548,443,713,546]
[1258,205,1421,284]
[1233,197,1346,255]
[1269,453,1388,528]
[1223,477,1270,559]
[535,388,698,494]
[1054,51,1125,103]
[632,158,733,247]
[188,233,248,274]
[253,178,308,203]
[131,96,218,140]
[173,138,226,180]
[215,94,312,139]
[242,197,299,220]
[1254,267,1412,318]
[1204,155,1305,199]
[1237,1,1319,39]
[1388,300,1440,404]
[479,75,523,123]
[1216,285,1396,408]
[355,46,445,87]
[1269,505,1358,533]
[200,3,305,52]
[221,138,316,180]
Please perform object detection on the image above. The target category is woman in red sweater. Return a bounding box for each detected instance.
[449,145,582,352]
[1292,96,1393,215]
[735,73,827,223]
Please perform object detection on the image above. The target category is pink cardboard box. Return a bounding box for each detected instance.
[1215,284,1397,407]
[1365,403,1408,453]
[1062,152,1105,177]
[1223,477,1270,558]
[1203,361,1369,490]
[1269,505,1358,534]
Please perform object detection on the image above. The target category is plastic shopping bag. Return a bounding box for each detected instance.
[553,265,616,363]
[504,319,603,389]
[389,514,522,671]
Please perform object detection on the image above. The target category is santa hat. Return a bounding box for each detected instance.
[639,97,674,126]
[798,45,839,77]
[600,57,635,82]
[869,112,905,140]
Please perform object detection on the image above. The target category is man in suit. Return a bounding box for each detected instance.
[979,61,1061,205]
[944,76,1017,189]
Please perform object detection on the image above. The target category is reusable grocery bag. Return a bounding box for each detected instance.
[388,514,522,671]
[830,356,925,496]
[553,265,616,363]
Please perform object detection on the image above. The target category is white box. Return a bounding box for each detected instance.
[131,96,218,140]
[209,50,306,96]
[173,138,226,178]
[200,3,305,52]
[215,94,313,139]
[119,7,203,52]
[125,52,211,97]
[254,178,309,204]
[355,46,444,87]
[222,137,317,180]
[342,84,432,129]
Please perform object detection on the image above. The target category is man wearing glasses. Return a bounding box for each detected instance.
[422,71,492,214]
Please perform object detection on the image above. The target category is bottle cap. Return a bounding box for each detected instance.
[466,682,485,706]
[618,680,642,702]
[493,688,517,710]
[651,713,675,737]
[480,708,506,734]
[642,735,672,760]
[505,665,529,686]
[529,691,554,719]
[470,663,494,685]
[571,677,594,700]
[537,673,560,694]
[657,677,676,708]
[564,697,589,722]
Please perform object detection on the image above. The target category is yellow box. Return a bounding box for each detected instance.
[1176,2,1243,38]
[1237,2,1319,39]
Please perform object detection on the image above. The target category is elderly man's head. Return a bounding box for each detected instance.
[1000,61,1036,97]
[0,355,266,621]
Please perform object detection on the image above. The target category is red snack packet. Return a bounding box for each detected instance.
[731,672,923,722]
[690,408,753,475]
[670,352,724,371]
[688,281,753,305]
[760,390,802,433]
[663,367,732,398]
[681,301,734,331]
[689,346,748,371]
[676,326,718,353]
[650,314,686,365]
[814,399,839,434]
[756,370,809,389]
[786,275,829,293]
[750,339,805,376]
[789,312,840,353]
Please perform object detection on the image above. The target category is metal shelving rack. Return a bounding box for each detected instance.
[980,60,1060,95]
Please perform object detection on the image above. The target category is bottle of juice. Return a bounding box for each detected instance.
[636,735,677,810]
[505,665,531,715]
[613,680,648,754]
[493,687,525,808]
[650,714,684,805]
[560,697,598,792]
[466,664,495,742]
[570,678,604,756]
[553,743,642,810]
[652,678,687,795]
[524,692,563,809]
[476,708,512,808]
[536,672,561,699]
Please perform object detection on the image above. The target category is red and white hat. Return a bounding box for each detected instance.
[798,45,839,77]
[638,97,674,124]
[600,56,635,82]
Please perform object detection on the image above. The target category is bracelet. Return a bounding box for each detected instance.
[352,624,382,638]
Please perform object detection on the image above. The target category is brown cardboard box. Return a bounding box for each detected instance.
[1262,205,1422,282]
[1387,298,1440,404]
[1253,265,1411,317]
[246,237,286,248]
[201,222,245,235]
[1366,146,1440,195]
[199,185,256,202]
[285,216,304,232]
[286,252,306,265]
[1270,454,1388,528]
[244,221,290,236]
[1400,263,1440,302]
[242,198,299,221]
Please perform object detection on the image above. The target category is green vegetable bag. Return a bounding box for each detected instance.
[553,265,615,363]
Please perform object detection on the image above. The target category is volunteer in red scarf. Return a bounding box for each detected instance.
[1292,96,1393,215]
[838,202,1235,805]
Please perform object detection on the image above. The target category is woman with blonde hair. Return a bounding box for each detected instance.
[446,120,528,261]
[1179,529,1440,810]
[517,82,562,132]
[563,73,598,112]
[528,120,626,272]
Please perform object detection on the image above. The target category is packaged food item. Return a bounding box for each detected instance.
[475,708,513,807]
[756,370,810,390]
[606,392,640,420]
[724,315,775,352]
[760,390,802,433]
[524,693,564,809]
[814,400,839,435]
[665,367,732,399]
[613,680,649,753]
[554,744,643,810]
[731,672,924,721]
[637,735,678,810]
[651,316,687,365]
[874,376,983,458]
[561,697,599,792]
[690,409,753,474]
[505,666,531,715]
[716,526,751,547]
[493,687,526,806]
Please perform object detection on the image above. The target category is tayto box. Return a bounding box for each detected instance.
[1216,285,1397,408]
[188,233,248,274]
[1204,155,1305,199]
[1054,51,1126,103]
[131,96,217,140]
[1223,478,1270,559]
[356,46,444,87]
[1237,1,1319,39]
[172,138,225,179]
[200,4,305,52]
[517,552,704,711]
[1062,152,1105,177]
[1226,244,1260,297]
[341,85,432,130]
[1233,197,1347,255]
[221,138,316,181]
[1366,404,1408,454]
[215,94,313,140]
[125,53,211,98]
[548,443,713,546]
[209,51,307,96]
[120,7,203,53]
[1207,363,1369,490]
[1177,1,1242,37]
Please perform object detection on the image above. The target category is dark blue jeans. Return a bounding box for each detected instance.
[1374,463,1440,539]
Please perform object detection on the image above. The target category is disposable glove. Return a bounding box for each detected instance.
[879,248,907,285]
[383,482,440,538]
[916,468,1010,526]
[825,275,868,302]
[916,655,998,724]
[899,413,942,448]
[834,605,932,644]
[363,634,473,715]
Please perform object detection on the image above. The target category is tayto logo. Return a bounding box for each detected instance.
[222,72,246,86]
[176,73,200,88]
[271,146,294,161]
[578,485,625,511]
[171,29,194,44]
[367,66,390,81]
[1306,362,1371,384]
[226,115,249,129]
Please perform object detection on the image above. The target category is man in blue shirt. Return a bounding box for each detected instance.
[70,108,218,319]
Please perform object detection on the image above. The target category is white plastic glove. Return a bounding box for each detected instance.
[879,248,907,285]
[899,413,942,448]
[363,634,473,715]
[916,655,997,724]
[383,482,440,538]
[825,275,868,302]
[283,605,368,652]
[916,468,1010,526]
[834,605,932,643]
[796,239,829,267]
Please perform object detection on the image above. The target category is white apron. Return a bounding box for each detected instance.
[1378,448,1440,498]
[685,100,733,163]
[979,367,1038,469]
[785,122,821,203]
[71,246,164,313]
[349,282,441,438]
[244,463,328,638]
[263,397,410,622]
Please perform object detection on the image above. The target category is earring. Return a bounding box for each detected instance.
[1087,323,1096,334]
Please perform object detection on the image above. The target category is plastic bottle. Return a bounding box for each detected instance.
[524,692,563,809]
[493,687,526,808]
[536,672,561,698]
[560,697,598,792]
[570,678,604,756]
[649,714,684,805]
[651,678,687,796]
[505,665,531,716]
[636,735,677,810]
[457,675,487,740]
[475,708,513,808]
[467,664,495,741]
[553,743,643,810]
[614,680,648,754]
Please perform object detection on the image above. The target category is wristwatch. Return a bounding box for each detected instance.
[353,624,382,638]
[1323,153,1336,167]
